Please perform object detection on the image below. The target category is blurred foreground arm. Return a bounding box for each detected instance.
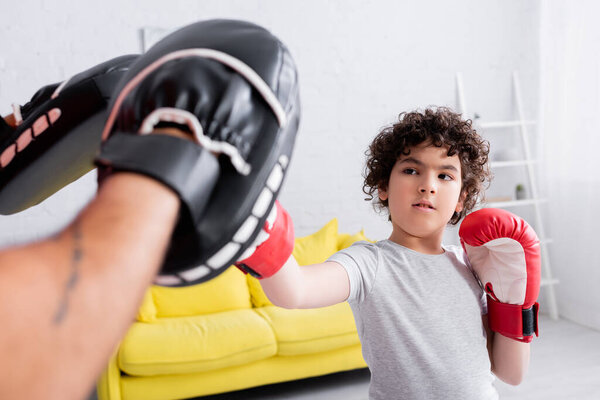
[0,172,179,400]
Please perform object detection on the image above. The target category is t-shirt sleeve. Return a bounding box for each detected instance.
[327,241,379,304]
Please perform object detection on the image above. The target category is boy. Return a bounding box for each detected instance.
[236,107,531,399]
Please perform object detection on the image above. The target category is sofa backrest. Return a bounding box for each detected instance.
[137,266,252,322]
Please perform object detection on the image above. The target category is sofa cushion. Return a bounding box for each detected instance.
[292,218,339,264]
[119,309,277,376]
[137,288,158,322]
[337,229,374,250]
[145,266,251,319]
[248,218,339,307]
[255,303,360,356]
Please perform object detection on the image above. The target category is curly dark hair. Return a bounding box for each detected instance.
[363,107,491,225]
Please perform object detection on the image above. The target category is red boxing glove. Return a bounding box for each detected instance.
[235,201,294,279]
[459,208,541,343]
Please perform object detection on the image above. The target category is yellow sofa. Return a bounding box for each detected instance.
[97,219,370,400]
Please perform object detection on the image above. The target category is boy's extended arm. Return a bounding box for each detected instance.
[235,202,351,310]
[0,173,179,400]
[484,315,530,385]
[260,256,351,309]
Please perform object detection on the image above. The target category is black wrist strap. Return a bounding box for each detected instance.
[95,132,220,222]
[522,302,539,337]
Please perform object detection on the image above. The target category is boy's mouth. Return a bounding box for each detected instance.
[412,201,435,210]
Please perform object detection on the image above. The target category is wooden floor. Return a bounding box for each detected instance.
[192,315,600,400]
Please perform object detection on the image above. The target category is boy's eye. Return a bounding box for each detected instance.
[439,173,453,181]
[403,168,417,175]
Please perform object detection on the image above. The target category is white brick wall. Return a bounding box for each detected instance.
[0,0,540,246]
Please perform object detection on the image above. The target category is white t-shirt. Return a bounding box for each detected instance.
[328,240,498,400]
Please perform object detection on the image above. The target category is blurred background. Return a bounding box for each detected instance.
[1,1,598,398]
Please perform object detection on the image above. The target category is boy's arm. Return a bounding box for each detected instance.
[0,173,179,400]
[235,202,351,309]
[260,256,351,309]
[484,315,531,385]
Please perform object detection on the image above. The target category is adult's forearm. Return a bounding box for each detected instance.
[0,173,179,399]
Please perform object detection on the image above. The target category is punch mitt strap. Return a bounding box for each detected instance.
[96,132,220,223]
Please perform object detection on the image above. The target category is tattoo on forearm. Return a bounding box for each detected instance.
[53,221,82,324]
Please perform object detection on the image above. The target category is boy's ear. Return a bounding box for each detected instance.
[455,190,467,213]
[378,186,388,201]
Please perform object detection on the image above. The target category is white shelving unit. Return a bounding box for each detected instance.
[456,72,559,320]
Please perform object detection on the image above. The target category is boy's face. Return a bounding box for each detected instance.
[379,142,464,243]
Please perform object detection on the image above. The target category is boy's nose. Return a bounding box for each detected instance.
[419,177,436,194]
